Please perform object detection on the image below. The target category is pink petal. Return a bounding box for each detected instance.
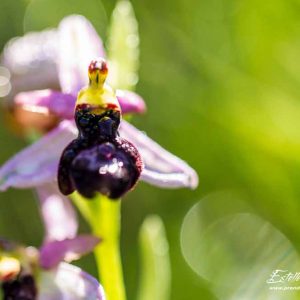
[40,235,100,269]
[116,89,146,114]
[1,29,60,99]
[39,262,106,300]
[0,120,77,190]
[15,89,75,119]
[58,15,106,94]
[1,29,58,75]
[36,183,78,242]
[119,121,199,189]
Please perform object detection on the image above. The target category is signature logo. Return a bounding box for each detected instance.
[267,270,300,284]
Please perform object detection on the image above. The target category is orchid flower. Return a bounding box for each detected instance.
[0,14,198,194]
[0,239,104,300]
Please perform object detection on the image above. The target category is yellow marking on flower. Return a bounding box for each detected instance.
[76,58,121,113]
[0,256,21,281]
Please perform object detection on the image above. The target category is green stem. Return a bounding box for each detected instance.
[71,192,126,300]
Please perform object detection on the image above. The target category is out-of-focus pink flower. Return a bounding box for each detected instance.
[0,223,103,299]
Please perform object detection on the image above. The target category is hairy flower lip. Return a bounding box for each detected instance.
[66,139,143,199]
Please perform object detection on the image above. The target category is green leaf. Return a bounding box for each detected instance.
[107,0,139,90]
[137,215,171,300]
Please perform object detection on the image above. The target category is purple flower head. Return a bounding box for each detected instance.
[0,15,198,198]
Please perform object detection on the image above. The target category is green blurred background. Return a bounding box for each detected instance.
[1,0,300,299]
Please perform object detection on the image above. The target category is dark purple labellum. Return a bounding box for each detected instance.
[58,106,143,199]
[70,140,142,199]
[2,275,37,300]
